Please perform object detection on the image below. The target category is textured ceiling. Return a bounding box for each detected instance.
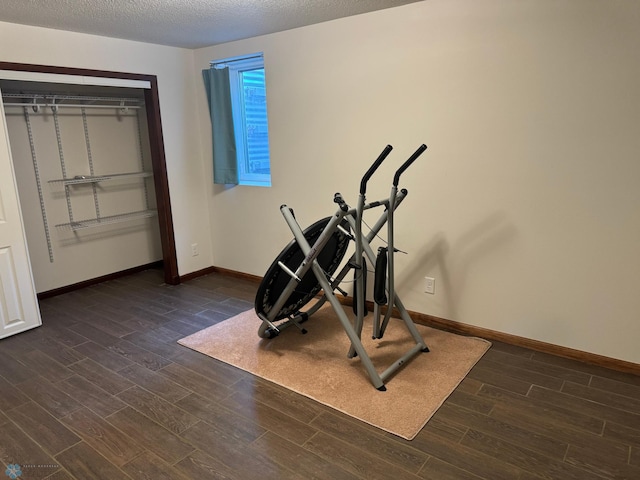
[0,0,423,49]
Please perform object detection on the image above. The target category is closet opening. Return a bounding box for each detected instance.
[0,62,178,296]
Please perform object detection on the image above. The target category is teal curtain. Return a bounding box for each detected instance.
[202,68,238,185]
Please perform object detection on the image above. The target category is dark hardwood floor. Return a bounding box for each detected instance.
[1,267,639,479]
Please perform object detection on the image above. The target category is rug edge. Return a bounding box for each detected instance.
[402,339,492,440]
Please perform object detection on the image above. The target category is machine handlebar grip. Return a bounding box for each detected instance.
[333,193,349,212]
[393,144,427,187]
[360,144,393,195]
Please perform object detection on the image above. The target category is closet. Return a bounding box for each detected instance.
[0,66,177,298]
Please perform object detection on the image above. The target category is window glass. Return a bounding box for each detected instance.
[216,54,271,187]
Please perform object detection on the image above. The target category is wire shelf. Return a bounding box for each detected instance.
[48,171,153,186]
[56,209,157,231]
[2,93,144,109]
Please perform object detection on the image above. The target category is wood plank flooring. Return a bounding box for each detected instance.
[1,267,639,479]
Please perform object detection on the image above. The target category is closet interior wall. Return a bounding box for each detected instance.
[1,80,163,293]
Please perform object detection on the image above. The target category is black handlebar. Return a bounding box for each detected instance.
[360,145,393,195]
[393,144,427,187]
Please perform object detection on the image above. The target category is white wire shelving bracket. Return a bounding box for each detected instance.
[1,91,157,234]
[2,92,158,234]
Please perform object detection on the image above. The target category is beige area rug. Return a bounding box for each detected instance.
[178,306,491,440]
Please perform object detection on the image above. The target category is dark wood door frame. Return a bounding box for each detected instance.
[0,61,179,285]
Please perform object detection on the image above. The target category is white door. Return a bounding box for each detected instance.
[0,87,42,338]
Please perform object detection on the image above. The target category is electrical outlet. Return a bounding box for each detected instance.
[191,243,199,256]
[425,276,435,294]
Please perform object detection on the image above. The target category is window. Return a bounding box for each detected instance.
[213,54,271,187]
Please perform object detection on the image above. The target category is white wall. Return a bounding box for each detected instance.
[0,21,214,278]
[194,0,640,364]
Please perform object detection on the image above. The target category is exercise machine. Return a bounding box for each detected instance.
[254,144,429,390]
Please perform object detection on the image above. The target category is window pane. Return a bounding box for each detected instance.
[212,52,271,187]
[240,68,270,178]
